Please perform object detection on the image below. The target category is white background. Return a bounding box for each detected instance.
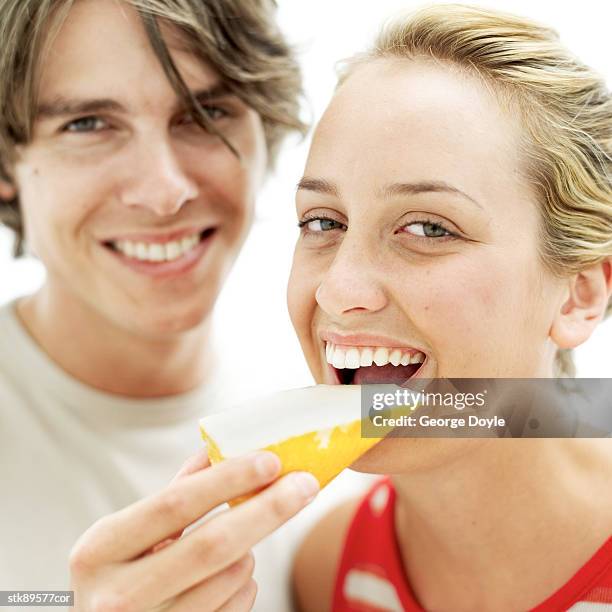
[1,0,610,396]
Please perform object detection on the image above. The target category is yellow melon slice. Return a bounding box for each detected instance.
[199,385,389,498]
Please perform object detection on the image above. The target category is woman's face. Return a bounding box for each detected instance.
[287,59,566,472]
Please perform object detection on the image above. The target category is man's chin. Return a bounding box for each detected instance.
[107,302,212,339]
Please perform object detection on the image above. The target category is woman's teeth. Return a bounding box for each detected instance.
[325,342,425,369]
[111,233,201,262]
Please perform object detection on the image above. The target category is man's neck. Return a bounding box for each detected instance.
[17,285,213,398]
[392,438,612,611]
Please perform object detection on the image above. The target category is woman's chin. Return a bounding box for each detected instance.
[350,438,421,474]
[350,437,492,475]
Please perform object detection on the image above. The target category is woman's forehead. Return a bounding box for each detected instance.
[319,59,518,160]
[306,59,529,209]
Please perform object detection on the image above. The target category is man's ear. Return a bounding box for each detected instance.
[0,178,17,201]
[0,163,17,201]
[550,259,612,350]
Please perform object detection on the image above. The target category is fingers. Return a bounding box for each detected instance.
[167,553,254,612]
[214,579,257,612]
[70,451,282,565]
[171,448,210,483]
[129,471,319,605]
[148,449,212,554]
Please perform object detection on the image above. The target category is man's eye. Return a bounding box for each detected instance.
[202,105,227,120]
[402,221,452,238]
[180,105,228,124]
[63,116,107,133]
[299,218,345,232]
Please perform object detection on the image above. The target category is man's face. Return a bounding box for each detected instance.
[7,0,267,336]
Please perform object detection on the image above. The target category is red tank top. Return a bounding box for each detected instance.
[332,478,612,611]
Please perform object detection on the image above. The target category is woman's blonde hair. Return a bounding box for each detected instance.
[340,4,612,377]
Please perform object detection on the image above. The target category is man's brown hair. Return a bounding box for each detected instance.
[0,0,306,256]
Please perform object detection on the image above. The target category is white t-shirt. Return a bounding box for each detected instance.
[0,299,373,610]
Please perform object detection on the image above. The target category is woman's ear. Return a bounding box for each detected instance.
[550,259,612,349]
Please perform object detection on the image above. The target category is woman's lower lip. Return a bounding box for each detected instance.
[325,357,429,385]
[103,232,215,279]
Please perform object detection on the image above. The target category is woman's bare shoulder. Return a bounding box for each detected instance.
[292,497,361,612]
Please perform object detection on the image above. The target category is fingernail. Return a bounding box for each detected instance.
[185,446,208,468]
[172,447,209,481]
[290,472,320,501]
[191,446,209,462]
[253,451,281,478]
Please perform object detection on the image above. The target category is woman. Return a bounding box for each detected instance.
[288,5,612,611]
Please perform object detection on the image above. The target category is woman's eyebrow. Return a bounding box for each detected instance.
[380,181,483,210]
[296,176,482,210]
[296,177,339,197]
[35,82,232,120]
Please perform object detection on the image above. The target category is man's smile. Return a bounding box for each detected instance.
[101,225,218,278]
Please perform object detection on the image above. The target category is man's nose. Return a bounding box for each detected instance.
[315,236,387,317]
[119,135,199,216]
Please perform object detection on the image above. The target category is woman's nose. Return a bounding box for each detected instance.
[119,135,199,216]
[315,237,387,317]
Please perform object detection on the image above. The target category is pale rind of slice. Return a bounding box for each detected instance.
[199,385,389,496]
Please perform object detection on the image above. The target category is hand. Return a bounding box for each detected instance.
[69,448,319,611]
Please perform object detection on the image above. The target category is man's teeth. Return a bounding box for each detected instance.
[112,233,201,262]
[325,342,425,369]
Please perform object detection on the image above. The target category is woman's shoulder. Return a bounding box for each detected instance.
[292,496,361,612]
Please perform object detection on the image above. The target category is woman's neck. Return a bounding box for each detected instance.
[392,438,612,611]
[17,284,213,398]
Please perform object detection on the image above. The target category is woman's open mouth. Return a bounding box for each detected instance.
[325,342,426,385]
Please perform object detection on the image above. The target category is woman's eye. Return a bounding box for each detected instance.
[402,221,453,239]
[299,218,345,233]
[63,116,107,133]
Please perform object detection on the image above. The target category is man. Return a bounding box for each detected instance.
[0,0,319,609]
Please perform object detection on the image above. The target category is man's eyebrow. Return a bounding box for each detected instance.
[36,97,126,119]
[380,180,483,210]
[35,82,233,120]
[191,82,233,101]
[296,177,340,197]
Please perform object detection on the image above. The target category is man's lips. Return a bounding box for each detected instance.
[100,226,217,278]
[100,225,213,245]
